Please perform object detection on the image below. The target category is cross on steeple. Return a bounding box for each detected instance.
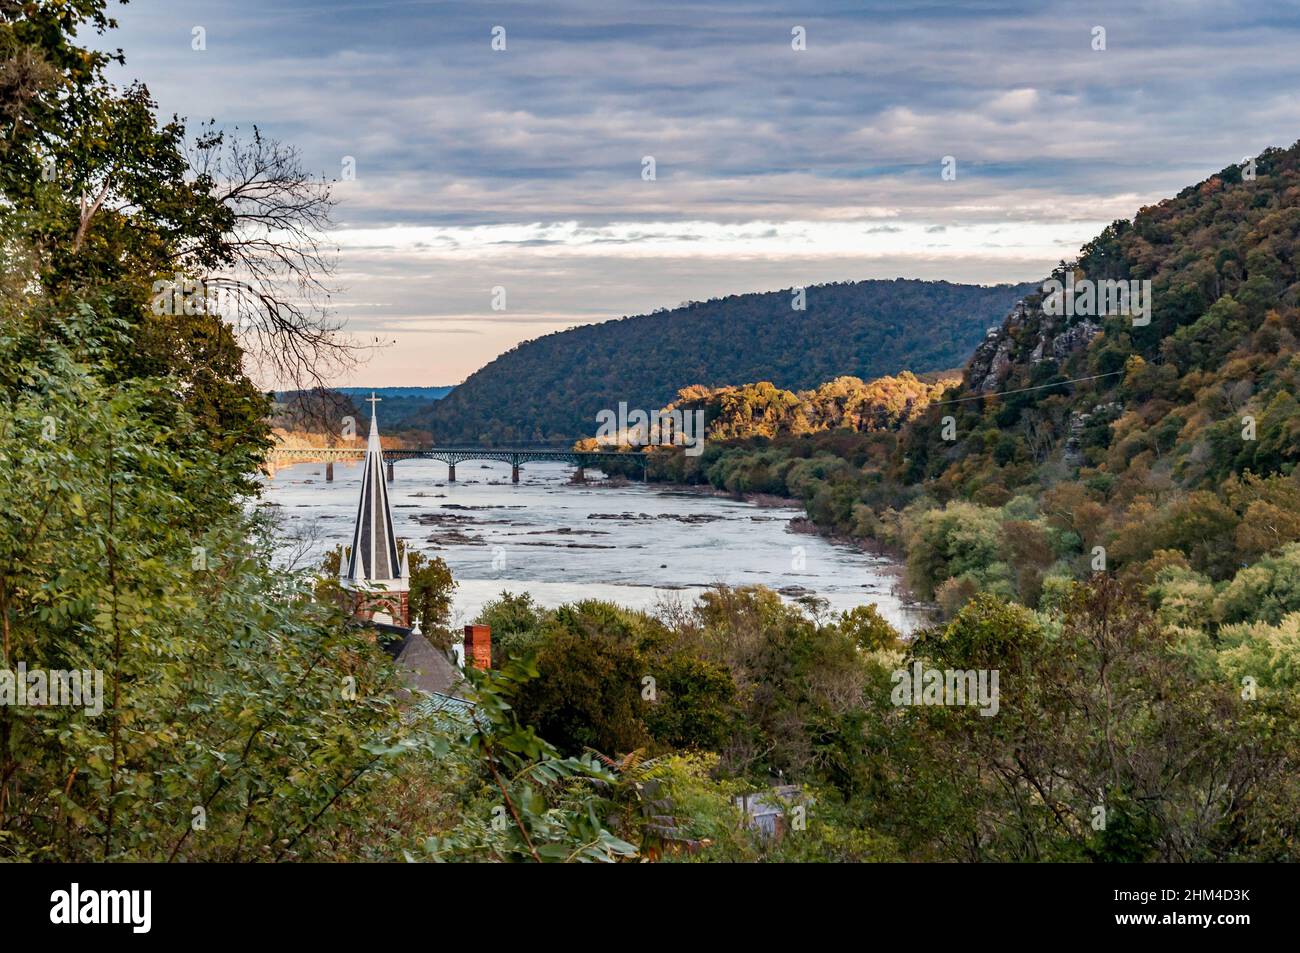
[366,391,382,416]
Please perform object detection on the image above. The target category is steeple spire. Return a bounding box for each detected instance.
[340,393,409,622]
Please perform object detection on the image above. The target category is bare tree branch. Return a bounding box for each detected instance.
[181,123,383,390]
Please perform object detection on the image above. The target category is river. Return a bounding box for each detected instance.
[260,458,926,634]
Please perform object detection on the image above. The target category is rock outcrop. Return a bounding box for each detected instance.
[964,294,1103,395]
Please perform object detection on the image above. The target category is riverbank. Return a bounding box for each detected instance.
[576,472,935,623]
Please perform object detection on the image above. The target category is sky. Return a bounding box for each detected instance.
[98,0,1300,385]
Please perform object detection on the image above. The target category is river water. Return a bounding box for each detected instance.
[260,458,926,634]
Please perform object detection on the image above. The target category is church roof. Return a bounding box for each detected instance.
[364,622,472,713]
[342,401,408,589]
[395,631,466,699]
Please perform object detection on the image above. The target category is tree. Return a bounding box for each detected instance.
[905,502,1004,599]
[837,604,902,653]
[641,654,736,751]
[1214,543,1300,626]
[186,123,367,391]
[1,2,363,470]
[406,549,456,647]
[473,590,547,667]
[1227,472,1300,562]
[416,655,638,863]
[874,579,1300,861]
[0,311,405,860]
[514,615,654,756]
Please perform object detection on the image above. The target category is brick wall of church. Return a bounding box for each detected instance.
[350,589,410,628]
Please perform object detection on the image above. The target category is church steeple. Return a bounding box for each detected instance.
[340,393,410,625]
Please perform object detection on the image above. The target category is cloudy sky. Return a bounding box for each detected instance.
[101,0,1300,385]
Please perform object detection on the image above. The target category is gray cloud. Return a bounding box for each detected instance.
[102,0,1300,382]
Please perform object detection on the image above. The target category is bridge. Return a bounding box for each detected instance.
[266,445,646,484]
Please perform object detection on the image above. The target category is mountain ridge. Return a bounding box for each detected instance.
[418,277,1035,443]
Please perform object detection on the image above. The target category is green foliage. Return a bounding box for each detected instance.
[838,604,903,653]
[406,550,456,646]
[1214,543,1300,626]
[905,502,1004,600]
[640,653,736,752]
[515,605,655,755]
[473,590,548,666]
[496,598,741,758]
[1147,564,1216,631]
[918,593,1044,670]
[0,314,404,860]
[870,579,1300,861]
[1,2,271,487]
[1216,612,1300,692]
[416,655,638,863]
[1111,491,1241,579]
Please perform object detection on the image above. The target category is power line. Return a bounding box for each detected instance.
[929,370,1125,407]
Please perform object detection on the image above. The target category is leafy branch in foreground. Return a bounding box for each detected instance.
[0,308,406,861]
[414,655,637,863]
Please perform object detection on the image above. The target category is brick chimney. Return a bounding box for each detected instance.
[463,624,491,671]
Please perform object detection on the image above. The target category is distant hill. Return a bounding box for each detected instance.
[335,386,451,432]
[274,386,451,436]
[334,386,453,401]
[418,278,1035,444]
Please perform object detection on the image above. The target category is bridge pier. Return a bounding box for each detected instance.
[325,461,334,482]
[448,463,456,482]
[387,461,394,482]
[573,466,586,483]
[511,464,520,484]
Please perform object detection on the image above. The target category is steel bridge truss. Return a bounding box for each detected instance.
[266,446,646,482]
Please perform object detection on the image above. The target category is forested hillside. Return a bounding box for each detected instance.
[421,279,1033,443]
[903,144,1300,497]
[577,372,957,457]
[876,141,1300,609]
[634,143,1300,624]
